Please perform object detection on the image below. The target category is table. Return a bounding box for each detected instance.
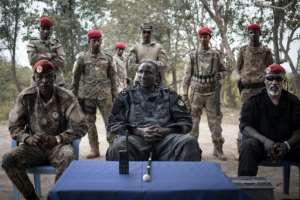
[48,161,248,200]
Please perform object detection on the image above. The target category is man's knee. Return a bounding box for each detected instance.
[240,138,261,151]
[181,135,202,160]
[2,153,17,170]
[106,136,126,160]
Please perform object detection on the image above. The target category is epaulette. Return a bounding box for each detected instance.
[19,86,37,98]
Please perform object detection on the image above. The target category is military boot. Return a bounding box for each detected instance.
[86,144,100,159]
[213,142,227,161]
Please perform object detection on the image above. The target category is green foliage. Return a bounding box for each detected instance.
[0,58,31,121]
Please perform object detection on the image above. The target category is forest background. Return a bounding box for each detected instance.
[0,0,299,120]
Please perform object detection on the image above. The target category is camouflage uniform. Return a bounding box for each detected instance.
[182,48,226,159]
[237,45,273,103]
[27,37,66,86]
[72,51,117,153]
[106,86,202,161]
[113,54,127,92]
[236,45,273,152]
[127,41,168,84]
[1,86,87,199]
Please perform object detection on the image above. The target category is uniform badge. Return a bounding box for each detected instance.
[52,112,59,119]
[177,99,185,107]
[36,65,43,73]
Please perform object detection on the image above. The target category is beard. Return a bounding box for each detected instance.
[267,84,282,96]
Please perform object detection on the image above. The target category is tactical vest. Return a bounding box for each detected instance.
[127,88,171,127]
[190,49,219,93]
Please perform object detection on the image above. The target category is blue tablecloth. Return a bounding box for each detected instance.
[48,161,247,200]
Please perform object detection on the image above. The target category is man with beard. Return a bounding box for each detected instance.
[127,22,168,85]
[72,29,117,158]
[235,23,273,156]
[2,60,87,200]
[106,60,201,161]
[238,64,300,176]
[113,42,128,92]
[27,16,66,86]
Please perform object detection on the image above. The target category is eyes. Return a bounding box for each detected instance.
[265,76,284,82]
[36,73,55,82]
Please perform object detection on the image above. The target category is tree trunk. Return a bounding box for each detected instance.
[11,1,21,92]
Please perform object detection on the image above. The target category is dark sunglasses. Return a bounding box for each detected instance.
[265,76,284,82]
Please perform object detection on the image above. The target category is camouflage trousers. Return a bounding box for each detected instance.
[106,134,202,161]
[237,87,265,151]
[190,92,224,145]
[82,98,113,149]
[1,144,74,198]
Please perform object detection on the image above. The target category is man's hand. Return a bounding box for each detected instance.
[271,142,289,160]
[25,134,44,146]
[182,94,191,111]
[215,73,222,81]
[133,125,169,143]
[41,135,58,149]
[262,138,274,155]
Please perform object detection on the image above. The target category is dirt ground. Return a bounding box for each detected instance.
[0,107,299,200]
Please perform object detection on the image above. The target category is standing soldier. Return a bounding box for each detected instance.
[127,22,168,85]
[71,29,117,159]
[27,16,65,86]
[182,27,227,160]
[236,23,273,155]
[113,42,128,92]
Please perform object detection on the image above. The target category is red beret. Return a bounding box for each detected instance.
[198,27,212,37]
[265,64,286,74]
[33,60,54,73]
[39,16,54,28]
[87,29,102,40]
[247,23,260,31]
[115,42,126,49]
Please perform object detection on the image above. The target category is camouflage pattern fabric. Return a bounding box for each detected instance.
[2,86,87,199]
[27,38,66,86]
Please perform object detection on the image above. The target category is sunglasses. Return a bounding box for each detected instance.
[265,76,284,82]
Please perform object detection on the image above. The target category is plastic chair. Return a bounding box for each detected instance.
[11,139,80,200]
[259,160,300,198]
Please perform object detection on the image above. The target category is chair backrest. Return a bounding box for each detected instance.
[11,139,81,160]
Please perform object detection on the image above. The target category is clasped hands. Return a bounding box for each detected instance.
[264,139,289,161]
[133,124,170,143]
[25,134,58,148]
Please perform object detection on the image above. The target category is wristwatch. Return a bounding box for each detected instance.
[55,135,62,144]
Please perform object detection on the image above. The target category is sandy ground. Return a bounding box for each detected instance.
[0,107,299,200]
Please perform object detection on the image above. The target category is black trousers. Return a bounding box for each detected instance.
[238,138,300,176]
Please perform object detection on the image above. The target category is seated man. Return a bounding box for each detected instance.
[106,60,202,161]
[2,60,87,200]
[238,64,300,176]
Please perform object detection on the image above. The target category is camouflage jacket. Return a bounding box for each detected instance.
[236,44,273,84]
[9,86,87,145]
[182,48,226,95]
[127,41,168,81]
[27,37,65,85]
[113,54,127,92]
[71,51,118,100]
[108,86,192,136]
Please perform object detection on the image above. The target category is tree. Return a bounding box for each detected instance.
[0,0,30,92]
